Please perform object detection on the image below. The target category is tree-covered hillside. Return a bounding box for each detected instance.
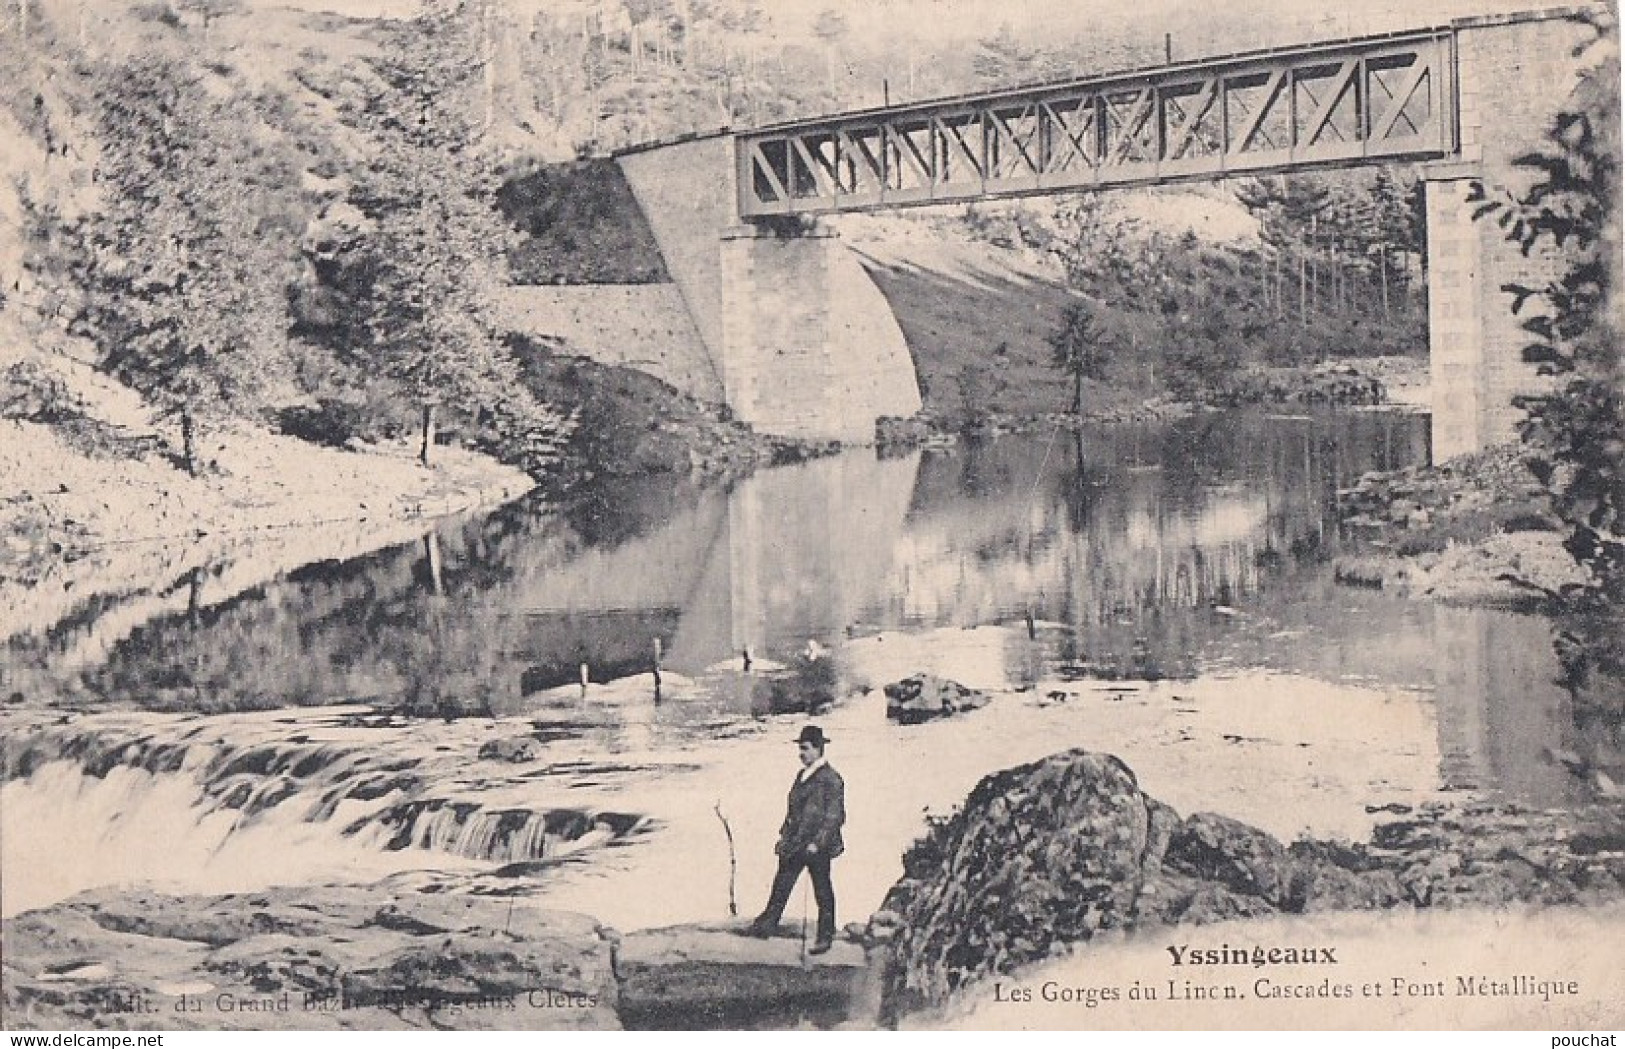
[0,0,1454,477]
[842,165,1428,429]
[4,0,574,476]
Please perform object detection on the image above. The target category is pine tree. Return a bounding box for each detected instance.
[972,23,1038,86]
[811,8,848,97]
[344,0,571,469]
[1369,167,1417,317]
[80,54,302,475]
[1047,301,1115,419]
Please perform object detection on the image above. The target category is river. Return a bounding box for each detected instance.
[0,408,1594,929]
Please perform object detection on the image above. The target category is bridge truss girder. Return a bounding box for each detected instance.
[736,30,1457,217]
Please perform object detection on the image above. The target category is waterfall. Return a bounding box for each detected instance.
[346,799,645,865]
[0,713,651,917]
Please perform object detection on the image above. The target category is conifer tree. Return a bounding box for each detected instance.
[344,0,571,469]
[81,54,302,475]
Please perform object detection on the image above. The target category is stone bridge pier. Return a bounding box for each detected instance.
[1422,11,1592,461]
[616,137,921,446]
[716,223,923,442]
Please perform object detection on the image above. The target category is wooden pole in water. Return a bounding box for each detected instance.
[579,662,590,695]
[653,637,663,702]
[425,532,444,596]
[187,567,203,626]
[419,403,437,466]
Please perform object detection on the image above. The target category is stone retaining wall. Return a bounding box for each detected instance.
[496,284,723,403]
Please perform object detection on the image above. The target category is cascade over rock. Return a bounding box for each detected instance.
[0,712,652,916]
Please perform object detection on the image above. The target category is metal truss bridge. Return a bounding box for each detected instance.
[735,29,1458,217]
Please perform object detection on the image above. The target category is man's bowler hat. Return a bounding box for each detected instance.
[795,725,828,747]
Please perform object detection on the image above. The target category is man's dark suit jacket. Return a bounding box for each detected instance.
[776,762,846,859]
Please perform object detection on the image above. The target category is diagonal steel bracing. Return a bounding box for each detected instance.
[736,29,1455,217]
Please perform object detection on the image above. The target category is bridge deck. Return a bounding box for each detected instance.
[736,28,1460,217]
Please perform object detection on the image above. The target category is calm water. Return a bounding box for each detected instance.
[0,408,1599,924]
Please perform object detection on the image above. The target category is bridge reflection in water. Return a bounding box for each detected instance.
[13,410,1586,807]
[483,411,1428,692]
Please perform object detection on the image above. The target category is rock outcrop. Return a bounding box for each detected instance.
[478,736,541,763]
[883,674,991,724]
[876,748,1625,1013]
[2,886,621,1030]
[1330,443,1589,602]
[2,891,879,1031]
[615,922,870,1029]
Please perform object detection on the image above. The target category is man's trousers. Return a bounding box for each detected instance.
[756,850,836,942]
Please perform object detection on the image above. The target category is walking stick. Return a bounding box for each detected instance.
[713,801,737,918]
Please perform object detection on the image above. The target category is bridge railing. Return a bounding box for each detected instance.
[735,29,1457,217]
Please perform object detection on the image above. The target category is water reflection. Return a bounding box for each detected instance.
[872,412,1429,682]
[0,409,1594,807]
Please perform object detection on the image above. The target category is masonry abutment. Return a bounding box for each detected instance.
[1422,12,1589,462]
[616,138,922,443]
[1423,168,1560,462]
[1425,170,1493,462]
[724,222,924,443]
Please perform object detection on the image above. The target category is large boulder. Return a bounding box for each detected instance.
[880,750,1156,1007]
[883,675,991,724]
[1152,876,1280,925]
[1165,811,1293,906]
[883,751,1431,1010]
[876,748,1625,1018]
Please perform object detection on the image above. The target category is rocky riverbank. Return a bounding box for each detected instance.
[0,885,875,1031]
[1,341,536,564]
[875,401,1197,455]
[1331,443,1592,603]
[8,745,1620,1030]
[0,420,534,564]
[875,357,1416,454]
[871,749,1625,1020]
[0,885,622,1030]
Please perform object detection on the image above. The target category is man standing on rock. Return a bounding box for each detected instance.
[746,725,845,955]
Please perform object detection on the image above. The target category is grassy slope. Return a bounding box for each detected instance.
[840,199,1207,424]
[839,184,1429,426]
[862,262,1076,419]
